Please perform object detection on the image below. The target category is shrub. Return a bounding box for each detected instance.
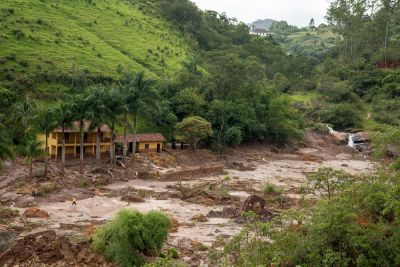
[223,127,242,146]
[326,103,363,130]
[37,182,58,196]
[264,183,280,194]
[92,209,171,267]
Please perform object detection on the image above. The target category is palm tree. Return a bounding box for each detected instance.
[85,84,108,165]
[0,119,14,168]
[104,88,123,165]
[11,97,36,143]
[21,134,43,179]
[70,94,90,174]
[119,71,157,158]
[35,107,57,179]
[55,103,74,177]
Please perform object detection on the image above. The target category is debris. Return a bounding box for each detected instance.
[23,207,49,218]
[190,214,208,222]
[121,194,145,203]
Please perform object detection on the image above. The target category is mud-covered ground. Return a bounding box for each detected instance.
[0,131,375,266]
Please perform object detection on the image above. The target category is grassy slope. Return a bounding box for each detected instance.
[281,28,338,57]
[0,0,188,79]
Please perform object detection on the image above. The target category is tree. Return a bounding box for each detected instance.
[307,168,351,199]
[70,93,90,174]
[104,88,123,165]
[20,133,43,179]
[175,116,213,151]
[223,127,242,147]
[119,71,157,158]
[85,85,108,165]
[35,107,57,179]
[0,119,14,168]
[309,17,315,28]
[173,87,206,118]
[54,103,74,177]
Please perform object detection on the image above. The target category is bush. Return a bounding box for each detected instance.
[223,127,242,146]
[326,103,363,130]
[92,209,171,267]
[213,172,400,267]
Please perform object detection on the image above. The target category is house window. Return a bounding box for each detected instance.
[145,144,150,150]
[52,133,56,139]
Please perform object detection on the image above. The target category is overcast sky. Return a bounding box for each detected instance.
[191,0,331,27]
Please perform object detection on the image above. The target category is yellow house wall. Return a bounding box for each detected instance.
[37,134,59,151]
[138,142,163,151]
[37,131,112,158]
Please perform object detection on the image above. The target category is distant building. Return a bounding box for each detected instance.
[249,25,275,37]
[116,133,166,153]
[37,121,112,160]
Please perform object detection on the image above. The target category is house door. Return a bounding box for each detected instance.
[157,144,161,153]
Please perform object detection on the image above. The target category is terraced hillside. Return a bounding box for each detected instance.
[0,0,189,81]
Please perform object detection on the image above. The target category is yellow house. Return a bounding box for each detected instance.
[116,133,165,153]
[37,121,112,160]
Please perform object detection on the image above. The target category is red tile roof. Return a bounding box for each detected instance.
[115,133,166,143]
[53,120,112,133]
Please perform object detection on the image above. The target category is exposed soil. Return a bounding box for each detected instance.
[0,130,375,266]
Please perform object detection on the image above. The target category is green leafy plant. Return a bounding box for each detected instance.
[92,209,171,267]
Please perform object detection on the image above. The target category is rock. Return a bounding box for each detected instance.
[23,207,49,218]
[207,207,239,219]
[33,169,46,178]
[121,194,145,203]
[170,217,180,233]
[0,230,117,266]
[190,214,208,222]
[241,195,266,215]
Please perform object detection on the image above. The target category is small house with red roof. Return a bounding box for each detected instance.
[115,133,165,153]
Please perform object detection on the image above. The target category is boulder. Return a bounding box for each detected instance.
[23,207,49,218]
[241,195,266,215]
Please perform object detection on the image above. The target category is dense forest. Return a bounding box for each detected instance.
[1,0,400,266]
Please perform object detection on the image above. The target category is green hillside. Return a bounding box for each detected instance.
[0,0,188,81]
[281,27,338,59]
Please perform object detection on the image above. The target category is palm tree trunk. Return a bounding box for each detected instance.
[28,158,33,179]
[62,130,65,177]
[123,113,128,160]
[132,113,137,161]
[44,134,49,180]
[79,122,84,174]
[96,127,101,164]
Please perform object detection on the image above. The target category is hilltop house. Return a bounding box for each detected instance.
[249,25,275,37]
[37,121,112,160]
[115,133,165,154]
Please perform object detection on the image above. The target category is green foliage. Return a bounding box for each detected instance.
[214,171,400,267]
[175,116,213,150]
[307,167,352,199]
[37,182,58,196]
[223,127,242,147]
[0,120,14,166]
[371,126,400,159]
[0,0,188,82]
[264,183,280,194]
[325,103,363,130]
[92,209,171,267]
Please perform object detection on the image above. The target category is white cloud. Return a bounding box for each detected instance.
[191,0,331,26]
